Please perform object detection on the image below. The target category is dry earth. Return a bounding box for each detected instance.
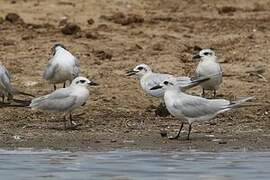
[0,0,269,152]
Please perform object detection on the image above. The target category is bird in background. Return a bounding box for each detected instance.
[150,78,254,140]
[126,64,178,98]
[43,44,80,90]
[126,63,210,98]
[0,64,34,103]
[193,48,222,98]
[30,76,98,129]
[126,64,199,116]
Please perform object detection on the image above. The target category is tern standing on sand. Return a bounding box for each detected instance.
[43,44,80,90]
[126,64,192,98]
[0,64,33,102]
[150,78,254,140]
[30,76,98,129]
[193,48,222,97]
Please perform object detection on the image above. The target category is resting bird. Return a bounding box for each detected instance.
[43,44,80,90]
[0,64,34,102]
[126,64,200,116]
[150,78,254,140]
[193,48,222,98]
[30,76,98,129]
[126,64,204,98]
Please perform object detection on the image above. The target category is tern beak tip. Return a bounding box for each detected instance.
[150,85,163,90]
[126,70,137,76]
[192,54,201,59]
[88,81,99,86]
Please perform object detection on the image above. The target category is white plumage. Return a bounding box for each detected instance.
[30,76,98,129]
[194,49,222,97]
[150,78,253,140]
[43,44,80,90]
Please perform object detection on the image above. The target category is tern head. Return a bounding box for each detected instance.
[126,64,152,78]
[51,43,67,55]
[193,48,216,61]
[71,76,98,88]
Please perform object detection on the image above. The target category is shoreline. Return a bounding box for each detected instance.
[0,0,269,153]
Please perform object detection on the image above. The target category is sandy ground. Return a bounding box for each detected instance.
[0,0,269,152]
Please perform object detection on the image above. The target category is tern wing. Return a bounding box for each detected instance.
[146,73,172,89]
[43,58,59,80]
[30,88,77,112]
[73,56,80,78]
[173,95,230,119]
[0,65,14,94]
[144,73,172,97]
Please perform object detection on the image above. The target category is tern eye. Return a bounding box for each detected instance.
[137,66,144,70]
[203,52,209,56]
[80,80,86,83]
[164,81,169,85]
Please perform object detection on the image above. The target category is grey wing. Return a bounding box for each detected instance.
[30,89,77,112]
[1,65,11,80]
[218,64,223,82]
[73,56,80,78]
[175,76,191,82]
[145,73,171,97]
[0,66,14,94]
[43,59,59,80]
[146,73,172,89]
[173,96,230,118]
[174,76,192,86]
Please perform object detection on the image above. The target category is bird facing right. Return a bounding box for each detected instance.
[30,76,98,129]
[193,48,222,98]
[43,44,80,90]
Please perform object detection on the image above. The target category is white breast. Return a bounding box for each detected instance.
[196,60,222,90]
[70,87,89,111]
[51,51,77,83]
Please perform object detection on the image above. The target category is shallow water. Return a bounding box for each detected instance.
[1,149,270,180]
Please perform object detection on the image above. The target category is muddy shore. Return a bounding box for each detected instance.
[0,0,269,152]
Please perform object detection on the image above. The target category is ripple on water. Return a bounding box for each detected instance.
[0,149,270,180]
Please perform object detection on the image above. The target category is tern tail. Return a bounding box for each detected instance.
[16,90,35,97]
[12,98,31,107]
[228,96,255,108]
[0,101,29,108]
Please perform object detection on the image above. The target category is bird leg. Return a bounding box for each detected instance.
[63,115,67,130]
[1,94,5,102]
[213,90,217,98]
[187,123,192,140]
[53,84,57,91]
[201,89,205,97]
[169,122,184,140]
[63,82,66,88]
[69,113,73,128]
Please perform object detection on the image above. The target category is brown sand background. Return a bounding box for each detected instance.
[0,0,269,151]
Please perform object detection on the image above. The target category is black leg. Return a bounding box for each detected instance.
[69,113,73,127]
[1,94,5,102]
[201,89,205,97]
[63,82,66,88]
[54,84,57,91]
[187,123,192,140]
[169,122,184,140]
[213,90,217,98]
[63,115,67,130]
